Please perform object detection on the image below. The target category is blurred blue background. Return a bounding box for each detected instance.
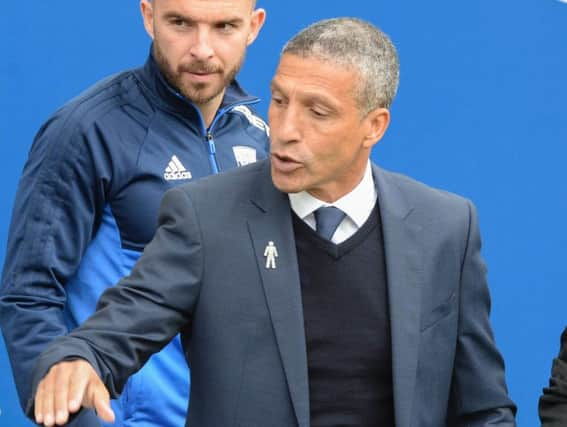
[1,1,565,426]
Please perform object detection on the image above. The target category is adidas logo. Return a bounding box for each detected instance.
[164,155,192,181]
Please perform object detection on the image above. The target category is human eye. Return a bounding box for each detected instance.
[167,15,190,29]
[308,103,334,120]
[270,93,286,107]
[216,21,239,33]
[310,108,328,118]
[305,96,336,119]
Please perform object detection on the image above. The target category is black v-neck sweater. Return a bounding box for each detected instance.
[292,205,395,426]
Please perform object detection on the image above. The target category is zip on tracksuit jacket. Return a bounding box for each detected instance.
[0,51,270,427]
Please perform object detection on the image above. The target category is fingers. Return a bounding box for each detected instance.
[53,363,71,425]
[34,370,47,425]
[35,363,60,426]
[82,372,115,423]
[67,362,91,413]
[34,359,114,426]
[90,386,115,423]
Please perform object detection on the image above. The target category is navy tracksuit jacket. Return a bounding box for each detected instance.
[0,50,270,427]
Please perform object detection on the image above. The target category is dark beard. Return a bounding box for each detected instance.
[153,42,244,105]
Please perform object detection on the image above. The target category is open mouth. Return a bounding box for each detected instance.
[271,153,302,172]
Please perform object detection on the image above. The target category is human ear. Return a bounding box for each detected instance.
[246,8,267,45]
[362,107,390,149]
[140,0,155,40]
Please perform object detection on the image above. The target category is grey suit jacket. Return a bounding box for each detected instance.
[31,160,516,426]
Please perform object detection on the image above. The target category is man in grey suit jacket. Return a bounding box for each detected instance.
[31,17,516,427]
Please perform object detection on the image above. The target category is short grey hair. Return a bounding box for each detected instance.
[282,17,400,115]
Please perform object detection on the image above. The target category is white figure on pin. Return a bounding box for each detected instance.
[264,241,278,269]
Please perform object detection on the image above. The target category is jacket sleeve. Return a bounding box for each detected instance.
[447,201,517,426]
[28,186,203,416]
[0,112,110,423]
[539,327,567,426]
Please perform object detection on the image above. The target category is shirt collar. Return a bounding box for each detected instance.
[289,161,377,227]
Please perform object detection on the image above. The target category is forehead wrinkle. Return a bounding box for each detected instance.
[273,65,356,113]
[154,0,253,21]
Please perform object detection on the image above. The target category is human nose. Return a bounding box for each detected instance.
[189,27,214,60]
[271,104,301,144]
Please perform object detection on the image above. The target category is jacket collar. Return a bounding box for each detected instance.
[135,45,260,125]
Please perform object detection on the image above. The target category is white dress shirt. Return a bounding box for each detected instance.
[289,162,377,244]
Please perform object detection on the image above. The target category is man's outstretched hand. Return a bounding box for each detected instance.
[34,359,115,426]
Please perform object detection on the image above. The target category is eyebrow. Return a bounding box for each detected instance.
[270,80,340,112]
[162,11,188,20]
[269,79,291,95]
[162,12,244,26]
[219,17,245,25]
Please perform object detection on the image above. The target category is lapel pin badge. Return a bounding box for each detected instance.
[264,241,278,269]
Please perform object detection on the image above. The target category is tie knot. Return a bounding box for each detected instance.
[314,206,346,241]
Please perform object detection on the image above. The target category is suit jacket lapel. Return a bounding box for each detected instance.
[246,162,310,427]
[373,165,424,427]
